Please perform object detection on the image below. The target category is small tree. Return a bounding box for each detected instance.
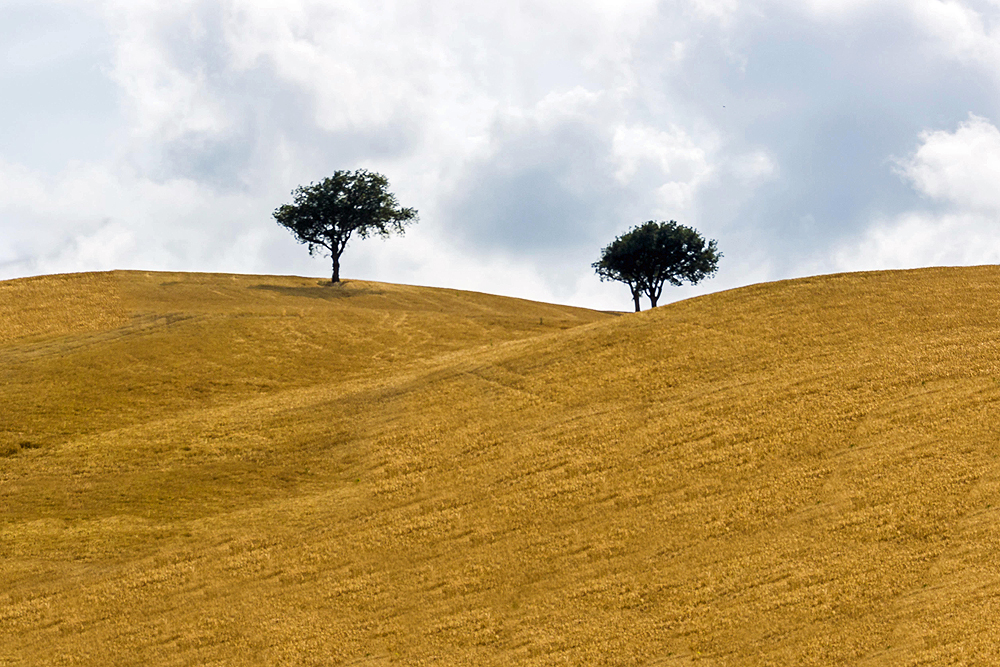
[594,220,721,311]
[273,170,417,283]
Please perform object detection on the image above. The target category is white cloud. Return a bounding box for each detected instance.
[102,0,233,143]
[832,211,1000,271]
[612,124,715,187]
[832,114,1000,273]
[797,0,901,19]
[0,158,284,278]
[909,0,1000,68]
[728,150,777,185]
[895,114,1000,211]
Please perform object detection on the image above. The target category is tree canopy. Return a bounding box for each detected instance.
[273,170,417,283]
[594,220,721,311]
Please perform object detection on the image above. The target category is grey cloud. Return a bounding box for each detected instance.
[638,2,1000,274]
[128,13,420,192]
[445,116,628,255]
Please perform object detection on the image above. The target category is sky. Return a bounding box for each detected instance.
[3,0,1000,310]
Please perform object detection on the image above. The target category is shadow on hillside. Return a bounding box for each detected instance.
[249,281,383,300]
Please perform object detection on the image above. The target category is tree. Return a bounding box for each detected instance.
[273,170,417,283]
[593,220,721,311]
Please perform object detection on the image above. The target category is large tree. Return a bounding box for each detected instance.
[594,220,721,311]
[273,170,417,283]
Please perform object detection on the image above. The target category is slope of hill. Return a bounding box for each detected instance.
[3,267,1000,665]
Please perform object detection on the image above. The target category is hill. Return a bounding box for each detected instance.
[3,267,1000,665]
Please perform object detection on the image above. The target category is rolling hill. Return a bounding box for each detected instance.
[3,267,1000,665]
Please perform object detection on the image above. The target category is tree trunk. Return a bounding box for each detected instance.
[630,286,641,312]
[648,282,663,308]
[331,255,341,283]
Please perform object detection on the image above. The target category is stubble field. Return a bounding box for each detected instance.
[3,267,1000,665]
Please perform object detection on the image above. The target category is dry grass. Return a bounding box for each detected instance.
[3,266,1000,665]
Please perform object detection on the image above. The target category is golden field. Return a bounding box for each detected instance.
[2,267,1000,665]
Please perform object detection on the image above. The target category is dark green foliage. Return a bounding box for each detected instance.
[274,170,418,283]
[594,221,721,311]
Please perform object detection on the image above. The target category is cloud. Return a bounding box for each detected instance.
[4,0,1000,311]
[0,158,287,277]
[832,211,1000,272]
[895,114,1000,211]
[832,114,1000,272]
[909,0,1000,69]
